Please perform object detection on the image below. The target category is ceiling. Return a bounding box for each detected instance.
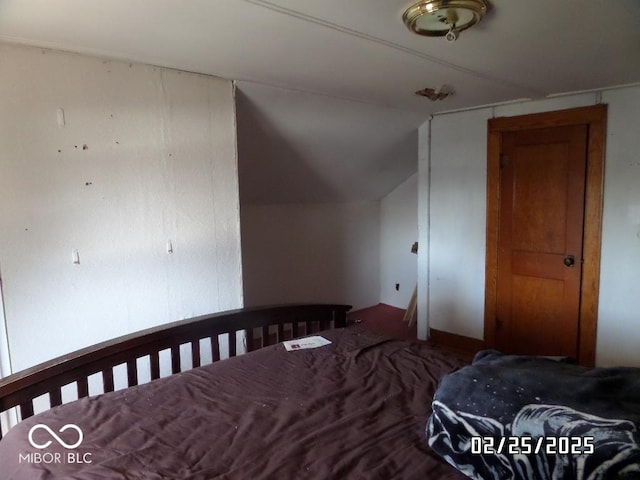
[1,0,639,204]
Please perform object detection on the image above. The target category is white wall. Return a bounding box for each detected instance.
[596,87,640,367]
[418,85,640,367]
[380,174,418,308]
[241,202,380,310]
[0,44,243,373]
[425,109,491,340]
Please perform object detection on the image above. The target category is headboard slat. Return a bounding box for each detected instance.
[245,329,255,353]
[191,340,201,368]
[103,369,115,393]
[49,388,62,408]
[228,331,237,358]
[77,377,89,398]
[171,345,181,374]
[277,323,284,343]
[20,401,33,420]
[150,351,160,380]
[211,336,220,362]
[126,360,138,387]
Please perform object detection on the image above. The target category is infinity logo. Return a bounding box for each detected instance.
[28,424,83,450]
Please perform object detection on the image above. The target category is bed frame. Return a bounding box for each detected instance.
[0,303,350,439]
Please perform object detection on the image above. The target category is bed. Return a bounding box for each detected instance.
[0,303,469,479]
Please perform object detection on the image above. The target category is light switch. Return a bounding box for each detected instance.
[57,108,65,127]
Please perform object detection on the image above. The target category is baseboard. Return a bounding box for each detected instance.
[429,328,485,356]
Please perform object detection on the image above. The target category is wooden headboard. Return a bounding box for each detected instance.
[0,303,351,438]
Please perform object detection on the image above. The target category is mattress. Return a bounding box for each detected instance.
[0,327,467,479]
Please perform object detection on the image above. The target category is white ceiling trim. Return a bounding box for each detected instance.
[545,81,640,99]
[432,82,640,117]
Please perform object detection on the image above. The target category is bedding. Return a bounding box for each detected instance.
[0,327,468,479]
[427,350,640,480]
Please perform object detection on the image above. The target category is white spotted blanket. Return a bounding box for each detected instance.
[427,350,640,479]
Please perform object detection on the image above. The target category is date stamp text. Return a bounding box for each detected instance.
[471,436,595,455]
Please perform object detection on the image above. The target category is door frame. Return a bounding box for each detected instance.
[484,105,607,366]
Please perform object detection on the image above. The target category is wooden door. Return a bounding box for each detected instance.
[486,105,607,366]
[495,125,588,357]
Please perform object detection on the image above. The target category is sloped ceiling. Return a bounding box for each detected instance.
[1,0,639,203]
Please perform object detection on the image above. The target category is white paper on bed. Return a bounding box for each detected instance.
[283,336,332,351]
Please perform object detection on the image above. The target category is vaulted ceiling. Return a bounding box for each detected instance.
[1,0,639,203]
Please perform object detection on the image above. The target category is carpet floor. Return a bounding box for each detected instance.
[347,303,417,341]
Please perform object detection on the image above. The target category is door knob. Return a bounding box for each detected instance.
[564,255,575,267]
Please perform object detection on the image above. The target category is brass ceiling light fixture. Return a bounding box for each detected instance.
[402,0,488,42]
